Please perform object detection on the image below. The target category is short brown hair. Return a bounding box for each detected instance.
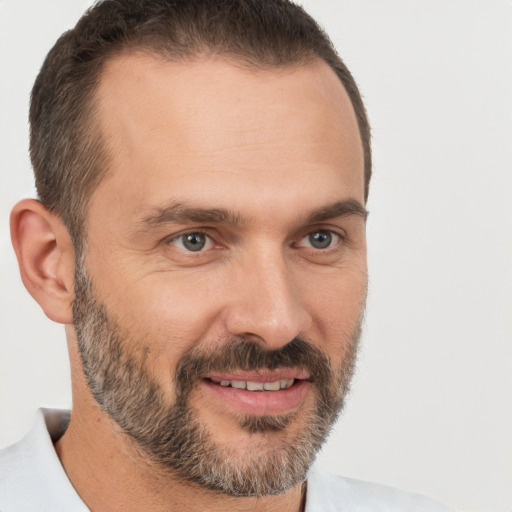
[30,0,371,246]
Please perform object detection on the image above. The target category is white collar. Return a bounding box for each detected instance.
[0,408,87,511]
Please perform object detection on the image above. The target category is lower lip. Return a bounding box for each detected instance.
[201,379,311,416]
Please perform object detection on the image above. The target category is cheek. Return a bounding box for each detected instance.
[297,265,367,362]
[110,270,228,349]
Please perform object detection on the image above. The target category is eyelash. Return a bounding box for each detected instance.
[165,230,215,251]
[295,230,344,251]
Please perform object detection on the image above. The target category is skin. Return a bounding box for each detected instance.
[10,54,367,512]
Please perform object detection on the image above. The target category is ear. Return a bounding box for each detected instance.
[10,199,76,324]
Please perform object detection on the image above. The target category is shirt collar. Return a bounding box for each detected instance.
[0,408,88,511]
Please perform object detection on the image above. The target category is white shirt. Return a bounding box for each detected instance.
[0,409,453,511]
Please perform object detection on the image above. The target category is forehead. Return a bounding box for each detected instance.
[91,53,364,218]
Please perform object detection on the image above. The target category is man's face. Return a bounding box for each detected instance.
[73,55,367,495]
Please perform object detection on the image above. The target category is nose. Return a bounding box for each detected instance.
[223,248,310,350]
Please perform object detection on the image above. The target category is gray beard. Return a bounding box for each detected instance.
[72,259,361,497]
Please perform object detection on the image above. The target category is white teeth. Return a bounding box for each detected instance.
[280,379,294,389]
[263,380,281,391]
[215,378,296,391]
[246,381,264,391]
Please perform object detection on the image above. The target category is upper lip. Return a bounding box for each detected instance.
[205,369,310,383]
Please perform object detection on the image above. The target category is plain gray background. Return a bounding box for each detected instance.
[1,1,511,510]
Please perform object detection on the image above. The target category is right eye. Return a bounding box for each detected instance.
[169,232,214,252]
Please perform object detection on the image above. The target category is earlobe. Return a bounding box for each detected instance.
[10,199,76,324]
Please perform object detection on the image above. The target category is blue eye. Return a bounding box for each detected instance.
[309,231,332,249]
[299,230,340,250]
[171,232,212,252]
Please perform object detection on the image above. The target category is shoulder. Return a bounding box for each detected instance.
[305,466,454,512]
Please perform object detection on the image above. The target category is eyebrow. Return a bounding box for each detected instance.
[139,203,246,228]
[138,198,367,230]
[305,199,368,223]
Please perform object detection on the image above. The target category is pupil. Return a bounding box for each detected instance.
[184,233,205,251]
[310,231,331,249]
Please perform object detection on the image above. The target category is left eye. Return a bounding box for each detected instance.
[298,230,340,250]
[170,232,213,252]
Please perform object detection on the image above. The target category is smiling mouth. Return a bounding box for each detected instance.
[201,371,311,416]
[207,377,296,391]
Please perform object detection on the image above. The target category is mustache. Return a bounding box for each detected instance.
[173,337,335,397]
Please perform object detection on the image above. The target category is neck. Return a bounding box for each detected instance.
[55,400,307,512]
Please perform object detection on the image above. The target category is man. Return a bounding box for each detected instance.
[0,1,452,510]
